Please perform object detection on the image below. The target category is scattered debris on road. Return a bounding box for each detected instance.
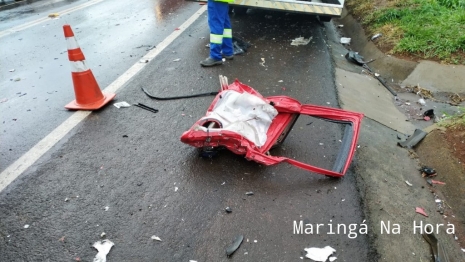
[48,13,60,18]
[260,58,266,67]
[226,235,244,257]
[418,98,426,106]
[9,69,15,72]
[245,191,254,196]
[100,232,106,238]
[173,58,181,62]
[93,239,114,262]
[304,246,336,262]
[405,181,413,186]
[104,206,109,211]
[431,179,446,185]
[415,207,428,217]
[151,235,162,241]
[291,36,312,46]
[113,102,131,108]
[225,207,232,213]
[398,129,427,149]
[133,103,158,113]
[24,224,30,229]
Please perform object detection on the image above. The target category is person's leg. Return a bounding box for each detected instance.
[221,8,234,57]
[207,0,226,61]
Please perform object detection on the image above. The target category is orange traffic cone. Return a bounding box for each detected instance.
[63,24,115,110]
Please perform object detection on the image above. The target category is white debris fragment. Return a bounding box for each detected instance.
[24,224,30,229]
[374,73,380,77]
[291,36,312,46]
[254,240,257,243]
[101,232,106,238]
[93,239,114,262]
[461,248,465,252]
[405,102,411,105]
[139,59,149,63]
[319,143,324,146]
[418,98,426,105]
[329,257,338,262]
[337,24,344,28]
[278,80,283,82]
[405,181,413,186]
[65,198,69,202]
[221,182,226,185]
[304,246,336,262]
[9,69,15,72]
[371,33,383,41]
[113,102,131,108]
[151,235,162,241]
[173,58,181,62]
[175,187,179,192]
[435,199,442,203]
[340,37,351,44]
[104,206,109,211]
[260,58,266,66]
[189,260,197,262]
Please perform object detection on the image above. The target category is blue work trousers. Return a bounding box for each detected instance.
[208,0,233,60]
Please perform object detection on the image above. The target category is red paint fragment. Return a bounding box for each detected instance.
[431,180,446,185]
[175,28,180,30]
[415,207,428,217]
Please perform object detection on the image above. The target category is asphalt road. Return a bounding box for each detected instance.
[0,0,370,261]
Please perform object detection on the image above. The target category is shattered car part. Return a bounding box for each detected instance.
[142,87,218,100]
[398,129,427,149]
[345,51,397,96]
[415,207,428,217]
[180,77,363,177]
[423,233,450,262]
[133,103,158,113]
[93,239,114,262]
[421,166,437,177]
[304,246,336,262]
[226,235,244,257]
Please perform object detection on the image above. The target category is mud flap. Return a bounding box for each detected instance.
[180,79,363,177]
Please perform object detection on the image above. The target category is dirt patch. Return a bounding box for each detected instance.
[415,128,465,248]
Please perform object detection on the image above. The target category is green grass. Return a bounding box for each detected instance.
[440,107,465,127]
[350,0,465,64]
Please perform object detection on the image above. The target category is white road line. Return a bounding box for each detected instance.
[0,5,207,193]
[0,0,106,38]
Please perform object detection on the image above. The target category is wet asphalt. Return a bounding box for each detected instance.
[0,0,370,261]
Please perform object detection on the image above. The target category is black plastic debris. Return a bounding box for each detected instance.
[133,103,158,113]
[345,51,397,96]
[225,207,232,213]
[232,36,251,55]
[423,109,435,117]
[398,129,427,149]
[226,235,244,257]
[422,233,450,262]
[245,192,254,196]
[142,87,218,100]
[421,166,437,177]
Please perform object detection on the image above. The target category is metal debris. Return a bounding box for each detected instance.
[133,103,158,113]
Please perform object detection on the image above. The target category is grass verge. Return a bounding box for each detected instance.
[346,0,465,64]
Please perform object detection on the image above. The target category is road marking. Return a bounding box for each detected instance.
[0,0,106,38]
[0,5,207,193]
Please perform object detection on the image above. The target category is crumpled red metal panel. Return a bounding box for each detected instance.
[180,79,364,177]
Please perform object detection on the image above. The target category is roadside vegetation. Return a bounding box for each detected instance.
[346,0,465,64]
